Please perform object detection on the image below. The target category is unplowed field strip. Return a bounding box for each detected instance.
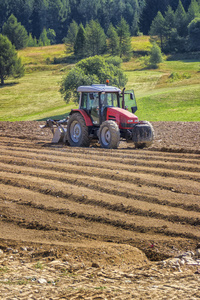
[0,130,199,257]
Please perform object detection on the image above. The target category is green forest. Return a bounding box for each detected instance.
[0,0,200,53]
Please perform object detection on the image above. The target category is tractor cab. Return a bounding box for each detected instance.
[77,84,138,127]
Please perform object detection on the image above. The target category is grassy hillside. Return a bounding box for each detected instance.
[0,38,199,122]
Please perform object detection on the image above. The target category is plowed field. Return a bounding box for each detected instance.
[0,121,200,299]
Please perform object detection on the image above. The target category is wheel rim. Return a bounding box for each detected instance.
[101,127,111,146]
[70,121,81,143]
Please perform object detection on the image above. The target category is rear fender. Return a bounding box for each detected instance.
[70,109,93,126]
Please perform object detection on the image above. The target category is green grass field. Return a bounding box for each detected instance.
[0,38,199,122]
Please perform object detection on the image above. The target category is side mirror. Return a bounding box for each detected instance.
[130,93,134,100]
[131,106,137,114]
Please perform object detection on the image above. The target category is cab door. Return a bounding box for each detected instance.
[80,92,100,125]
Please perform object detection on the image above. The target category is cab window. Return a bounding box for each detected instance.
[100,93,118,108]
[80,92,99,110]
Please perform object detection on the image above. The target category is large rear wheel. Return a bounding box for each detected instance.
[67,113,90,147]
[99,120,120,149]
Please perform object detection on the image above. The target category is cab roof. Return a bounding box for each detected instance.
[77,84,121,93]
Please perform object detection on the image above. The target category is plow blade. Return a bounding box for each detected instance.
[40,119,68,143]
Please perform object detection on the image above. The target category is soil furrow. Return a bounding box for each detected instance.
[0,154,199,196]
[0,173,200,240]
[1,191,200,228]
[0,146,199,174]
[0,160,200,211]
[1,192,200,242]
[0,143,199,165]
[1,154,199,185]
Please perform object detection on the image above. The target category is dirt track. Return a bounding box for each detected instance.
[0,121,200,299]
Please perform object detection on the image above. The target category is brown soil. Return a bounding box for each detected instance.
[0,121,200,299]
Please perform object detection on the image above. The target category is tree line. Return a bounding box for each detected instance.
[0,0,197,44]
[1,0,200,86]
[1,0,199,54]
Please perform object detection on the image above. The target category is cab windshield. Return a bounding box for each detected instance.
[100,93,118,108]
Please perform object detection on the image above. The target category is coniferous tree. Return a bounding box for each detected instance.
[2,14,28,49]
[163,6,176,52]
[77,0,101,24]
[74,24,86,58]
[27,33,38,47]
[188,17,200,50]
[98,0,112,31]
[117,17,132,60]
[64,20,78,52]
[31,0,48,40]
[131,10,140,36]
[0,0,9,29]
[175,0,187,36]
[47,28,56,44]
[187,0,200,23]
[85,20,107,56]
[148,43,163,68]
[140,0,170,35]
[47,0,69,42]
[149,11,165,50]
[107,24,120,56]
[38,28,51,46]
[0,34,24,85]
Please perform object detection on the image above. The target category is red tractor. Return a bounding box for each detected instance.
[42,84,154,149]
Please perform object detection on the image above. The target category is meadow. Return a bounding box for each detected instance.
[0,38,199,122]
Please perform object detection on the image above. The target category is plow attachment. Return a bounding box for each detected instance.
[40,119,68,143]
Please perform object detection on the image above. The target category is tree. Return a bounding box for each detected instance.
[175,0,187,36]
[30,0,48,40]
[188,17,200,51]
[149,11,165,50]
[2,14,28,49]
[0,34,24,85]
[107,24,120,56]
[140,0,170,35]
[187,0,200,23]
[63,20,78,52]
[74,24,86,58]
[27,33,38,47]
[85,20,107,56]
[117,17,132,60]
[47,28,56,45]
[47,0,69,43]
[77,0,101,24]
[131,10,140,36]
[148,43,163,68]
[60,55,128,103]
[163,6,176,52]
[38,28,50,46]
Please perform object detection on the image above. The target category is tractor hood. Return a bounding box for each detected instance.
[106,107,139,129]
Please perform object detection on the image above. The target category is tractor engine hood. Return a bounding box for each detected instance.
[106,107,139,129]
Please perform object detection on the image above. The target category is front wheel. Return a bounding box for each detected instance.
[99,120,120,149]
[67,113,90,147]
